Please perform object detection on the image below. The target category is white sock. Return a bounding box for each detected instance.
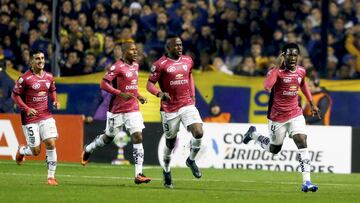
[251,130,261,140]
[85,134,106,153]
[20,146,33,156]
[46,149,57,178]
[256,135,270,151]
[133,143,144,176]
[163,146,172,172]
[189,137,202,160]
[297,148,311,183]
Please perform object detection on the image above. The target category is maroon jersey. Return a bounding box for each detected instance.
[148,55,195,112]
[264,65,312,122]
[13,70,56,124]
[102,60,140,113]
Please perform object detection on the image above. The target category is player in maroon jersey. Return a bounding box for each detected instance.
[242,43,321,192]
[12,50,60,186]
[147,36,204,188]
[81,41,151,184]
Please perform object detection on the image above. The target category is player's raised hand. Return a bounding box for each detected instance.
[119,92,134,100]
[158,92,171,101]
[137,95,147,104]
[27,108,38,117]
[53,101,61,110]
[275,52,285,69]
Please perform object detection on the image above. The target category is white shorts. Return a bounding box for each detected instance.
[268,115,306,145]
[105,111,145,136]
[160,105,203,139]
[22,118,58,147]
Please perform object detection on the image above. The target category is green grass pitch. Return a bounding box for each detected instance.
[0,160,359,203]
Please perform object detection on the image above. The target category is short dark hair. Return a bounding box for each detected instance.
[29,49,44,59]
[165,34,180,49]
[281,43,300,53]
[120,39,135,52]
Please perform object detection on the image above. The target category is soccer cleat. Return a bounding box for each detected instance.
[134,173,151,184]
[301,181,318,192]
[243,126,256,144]
[47,177,58,186]
[81,147,91,166]
[16,146,25,165]
[186,157,202,178]
[163,170,173,189]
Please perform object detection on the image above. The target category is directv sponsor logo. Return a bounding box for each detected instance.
[125,85,138,90]
[282,90,298,96]
[170,79,188,85]
[32,96,47,102]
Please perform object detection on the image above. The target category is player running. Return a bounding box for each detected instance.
[81,41,151,185]
[242,43,321,192]
[147,36,204,188]
[12,50,60,186]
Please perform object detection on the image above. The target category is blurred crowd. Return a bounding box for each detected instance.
[1,0,360,79]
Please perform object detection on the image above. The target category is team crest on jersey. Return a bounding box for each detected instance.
[182,65,188,71]
[131,79,137,85]
[45,82,50,89]
[167,66,176,72]
[126,72,133,77]
[18,77,24,84]
[32,83,40,90]
[297,77,302,84]
[150,65,156,72]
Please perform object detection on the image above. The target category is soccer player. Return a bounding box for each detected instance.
[146,36,204,188]
[243,43,321,192]
[81,41,151,185]
[12,50,60,186]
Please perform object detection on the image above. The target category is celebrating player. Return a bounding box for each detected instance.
[242,43,321,192]
[147,36,204,188]
[12,50,60,186]
[81,41,151,185]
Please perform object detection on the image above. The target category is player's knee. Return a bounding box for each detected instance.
[270,145,282,154]
[102,134,114,144]
[166,138,176,149]
[44,138,56,149]
[31,147,41,156]
[193,129,203,139]
[132,132,143,144]
[293,134,307,149]
[190,125,203,139]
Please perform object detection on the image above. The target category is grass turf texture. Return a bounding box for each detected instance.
[0,160,359,203]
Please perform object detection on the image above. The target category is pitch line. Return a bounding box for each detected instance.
[0,171,357,187]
